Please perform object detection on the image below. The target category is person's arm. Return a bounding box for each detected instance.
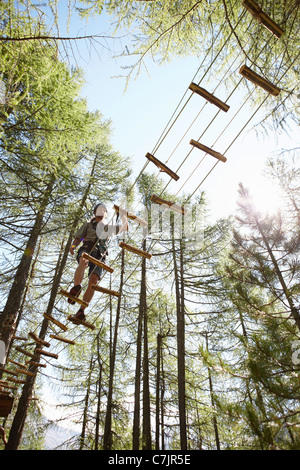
[69,237,81,255]
[69,223,87,255]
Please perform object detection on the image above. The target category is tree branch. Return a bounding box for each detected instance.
[0,34,122,42]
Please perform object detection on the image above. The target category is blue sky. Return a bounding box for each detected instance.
[40,3,299,433]
[55,3,298,222]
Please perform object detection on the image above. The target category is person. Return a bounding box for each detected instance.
[68,202,128,321]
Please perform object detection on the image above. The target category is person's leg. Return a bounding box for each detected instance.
[68,250,90,304]
[75,264,102,320]
[74,253,89,287]
[82,272,100,304]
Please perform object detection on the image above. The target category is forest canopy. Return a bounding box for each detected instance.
[0,0,299,451]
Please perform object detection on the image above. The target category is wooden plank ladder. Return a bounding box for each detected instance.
[189,83,230,112]
[190,140,227,162]
[0,384,18,391]
[81,252,114,273]
[59,288,89,307]
[67,315,95,330]
[35,348,59,360]
[0,368,19,377]
[7,358,26,369]
[15,368,36,377]
[43,313,68,332]
[145,153,179,181]
[91,285,121,298]
[15,346,36,359]
[114,204,147,228]
[7,378,26,384]
[28,331,50,348]
[239,65,281,96]
[242,0,284,38]
[50,334,75,346]
[150,195,187,215]
[26,360,47,368]
[119,241,152,259]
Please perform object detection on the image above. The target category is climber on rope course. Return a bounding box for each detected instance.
[67,202,128,322]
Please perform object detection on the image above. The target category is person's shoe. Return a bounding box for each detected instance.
[67,285,82,304]
[74,308,86,321]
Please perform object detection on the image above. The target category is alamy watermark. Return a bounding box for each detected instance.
[96,201,205,248]
[0,79,6,105]
[0,340,6,365]
[292,341,300,365]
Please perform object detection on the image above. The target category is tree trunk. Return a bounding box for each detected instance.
[5,157,98,449]
[142,239,151,450]
[205,334,220,450]
[95,334,103,450]
[103,248,125,450]
[79,354,94,449]
[155,333,162,450]
[171,232,187,450]
[0,177,55,369]
[132,280,143,450]
[5,233,70,450]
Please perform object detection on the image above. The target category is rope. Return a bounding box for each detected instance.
[24,3,298,361]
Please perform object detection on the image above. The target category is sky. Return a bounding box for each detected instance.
[54,4,298,223]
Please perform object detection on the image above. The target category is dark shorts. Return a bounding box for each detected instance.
[77,246,104,279]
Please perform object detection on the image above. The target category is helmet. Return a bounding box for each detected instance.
[93,202,108,216]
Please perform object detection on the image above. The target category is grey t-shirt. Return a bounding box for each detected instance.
[74,220,120,245]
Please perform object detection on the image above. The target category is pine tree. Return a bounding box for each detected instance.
[213,183,300,449]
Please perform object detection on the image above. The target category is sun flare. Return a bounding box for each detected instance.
[249,177,284,217]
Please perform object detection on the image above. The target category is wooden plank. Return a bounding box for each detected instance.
[12,336,27,341]
[50,334,75,345]
[15,346,36,359]
[7,378,26,384]
[190,140,227,162]
[7,358,26,369]
[26,360,47,368]
[150,194,187,215]
[242,0,262,16]
[81,252,114,273]
[15,368,36,377]
[239,65,281,96]
[114,204,148,227]
[0,395,14,417]
[91,284,121,298]
[59,289,89,307]
[28,331,50,348]
[43,313,68,332]
[259,11,284,38]
[189,82,230,112]
[1,384,17,391]
[119,241,152,259]
[242,0,284,38]
[0,368,19,377]
[145,153,179,181]
[35,348,59,360]
[67,315,95,331]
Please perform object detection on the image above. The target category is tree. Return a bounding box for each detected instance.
[232,183,300,332]
[171,229,187,450]
[103,249,126,450]
[76,0,299,131]
[212,183,300,449]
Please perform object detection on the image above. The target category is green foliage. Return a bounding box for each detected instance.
[1,0,299,451]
